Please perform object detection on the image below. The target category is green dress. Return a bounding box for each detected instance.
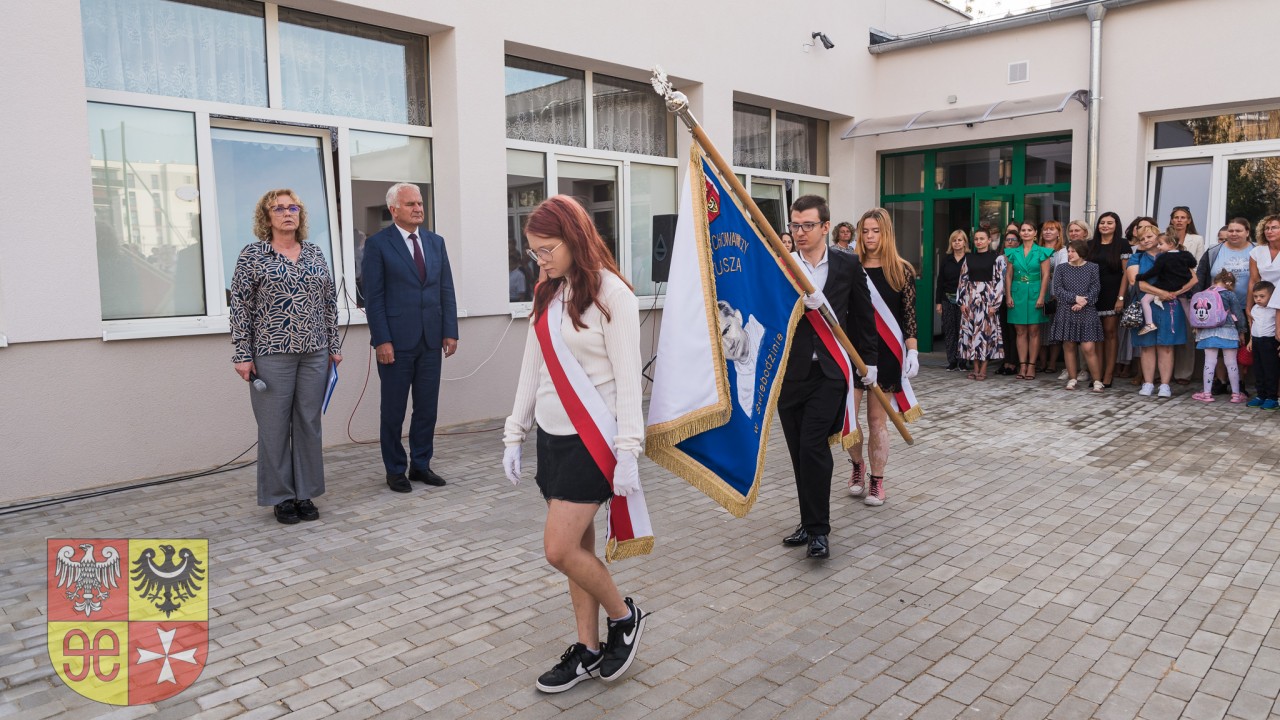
[1004,244,1053,325]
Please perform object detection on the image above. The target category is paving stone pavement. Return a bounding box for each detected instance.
[3,358,1280,719]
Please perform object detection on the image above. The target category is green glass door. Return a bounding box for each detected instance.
[975,192,1014,235]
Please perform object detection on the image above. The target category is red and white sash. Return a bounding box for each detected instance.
[804,310,861,447]
[866,275,924,422]
[794,256,860,447]
[534,294,654,562]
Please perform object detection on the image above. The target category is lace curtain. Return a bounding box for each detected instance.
[81,0,267,106]
[279,9,428,126]
[776,111,819,174]
[733,103,770,170]
[594,75,670,157]
[505,57,585,147]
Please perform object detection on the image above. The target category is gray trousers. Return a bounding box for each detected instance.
[250,350,328,506]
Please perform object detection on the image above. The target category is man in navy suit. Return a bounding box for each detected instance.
[777,195,878,559]
[362,183,459,493]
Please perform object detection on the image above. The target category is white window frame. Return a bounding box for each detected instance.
[1145,104,1280,231]
[86,2,433,340]
[505,66,679,317]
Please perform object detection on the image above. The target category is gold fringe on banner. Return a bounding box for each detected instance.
[902,405,925,423]
[606,535,656,564]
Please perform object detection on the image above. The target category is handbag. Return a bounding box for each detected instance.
[1120,299,1144,328]
[1238,343,1253,368]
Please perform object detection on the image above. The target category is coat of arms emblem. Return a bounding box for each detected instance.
[47,538,209,705]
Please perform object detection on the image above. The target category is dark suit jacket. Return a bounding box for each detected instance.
[362,224,458,351]
[784,249,879,381]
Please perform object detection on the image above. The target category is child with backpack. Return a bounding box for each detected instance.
[1190,270,1248,403]
[1136,233,1197,335]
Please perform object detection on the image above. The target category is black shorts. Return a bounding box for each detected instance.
[535,427,613,505]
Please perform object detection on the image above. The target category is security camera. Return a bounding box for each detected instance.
[812,32,835,50]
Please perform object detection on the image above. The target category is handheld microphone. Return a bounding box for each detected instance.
[249,371,267,393]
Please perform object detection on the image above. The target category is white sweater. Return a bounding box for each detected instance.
[503,271,644,457]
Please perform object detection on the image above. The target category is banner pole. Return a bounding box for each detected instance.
[651,70,913,446]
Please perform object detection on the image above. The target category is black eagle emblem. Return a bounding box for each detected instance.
[130,544,205,617]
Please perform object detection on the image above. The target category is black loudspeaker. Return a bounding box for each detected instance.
[651,214,678,283]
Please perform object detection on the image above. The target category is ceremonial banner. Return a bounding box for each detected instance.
[48,539,208,705]
[646,144,804,517]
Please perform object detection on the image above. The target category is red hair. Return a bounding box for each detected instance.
[528,195,630,330]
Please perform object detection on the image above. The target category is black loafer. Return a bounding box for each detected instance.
[386,473,412,493]
[295,499,319,521]
[807,535,830,559]
[409,467,446,486]
[274,500,301,524]
[782,526,809,546]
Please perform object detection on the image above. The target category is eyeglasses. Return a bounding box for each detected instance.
[270,204,301,215]
[787,221,823,233]
[526,242,563,263]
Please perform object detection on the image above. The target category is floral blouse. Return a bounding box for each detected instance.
[230,241,340,363]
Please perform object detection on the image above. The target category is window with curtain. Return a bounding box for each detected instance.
[279,8,429,125]
[80,0,267,106]
[505,56,585,147]
[776,111,827,175]
[733,103,770,170]
[593,74,671,157]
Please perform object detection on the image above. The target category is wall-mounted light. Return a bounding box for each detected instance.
[802,31,836,52]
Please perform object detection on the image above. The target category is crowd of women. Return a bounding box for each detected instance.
[934,209,1280,407]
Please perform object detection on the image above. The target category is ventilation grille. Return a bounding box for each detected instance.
[1008,61,1029,84]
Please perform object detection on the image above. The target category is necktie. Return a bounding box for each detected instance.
[409,232,426,282]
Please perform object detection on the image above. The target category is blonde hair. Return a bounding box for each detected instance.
[948,228,969,250]
[1067,219,1091,240]
[253,189,308,242]
[856,208,912,292]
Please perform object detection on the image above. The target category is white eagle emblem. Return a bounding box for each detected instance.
[54,543,122,617]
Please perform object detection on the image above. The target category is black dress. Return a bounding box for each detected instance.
[1087,238,1127,315]
[858,264,917,393]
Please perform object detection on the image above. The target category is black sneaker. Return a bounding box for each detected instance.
[273,500,300,524]
[535,643,601,693]
[295,499,319,521]
[599,598,646,682]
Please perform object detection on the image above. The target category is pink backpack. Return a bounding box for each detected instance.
[1188,288,1231,329]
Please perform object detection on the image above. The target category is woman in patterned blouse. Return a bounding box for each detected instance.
[230,189,342,525]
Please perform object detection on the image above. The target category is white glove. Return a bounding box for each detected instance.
[861,365,878,386]
[903,349,920,379]
[502,445,522,486]
[612,452,642,497]
[802,290,827,311]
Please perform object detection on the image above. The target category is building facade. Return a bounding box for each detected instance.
[1,0,1276,503]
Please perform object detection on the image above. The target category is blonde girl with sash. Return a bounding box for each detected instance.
[848,208,920,507]
[502,195,649,693]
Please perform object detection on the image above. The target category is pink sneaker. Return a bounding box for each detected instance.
[1230,393,1247,404]
[848,461,865,497]
[1192,392,1214,402]
[864,475,885,507]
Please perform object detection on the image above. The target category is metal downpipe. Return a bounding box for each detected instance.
[1085,3,1105,227]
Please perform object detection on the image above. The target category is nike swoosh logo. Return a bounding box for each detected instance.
[622,623,638,645]
[575,663,586,675]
